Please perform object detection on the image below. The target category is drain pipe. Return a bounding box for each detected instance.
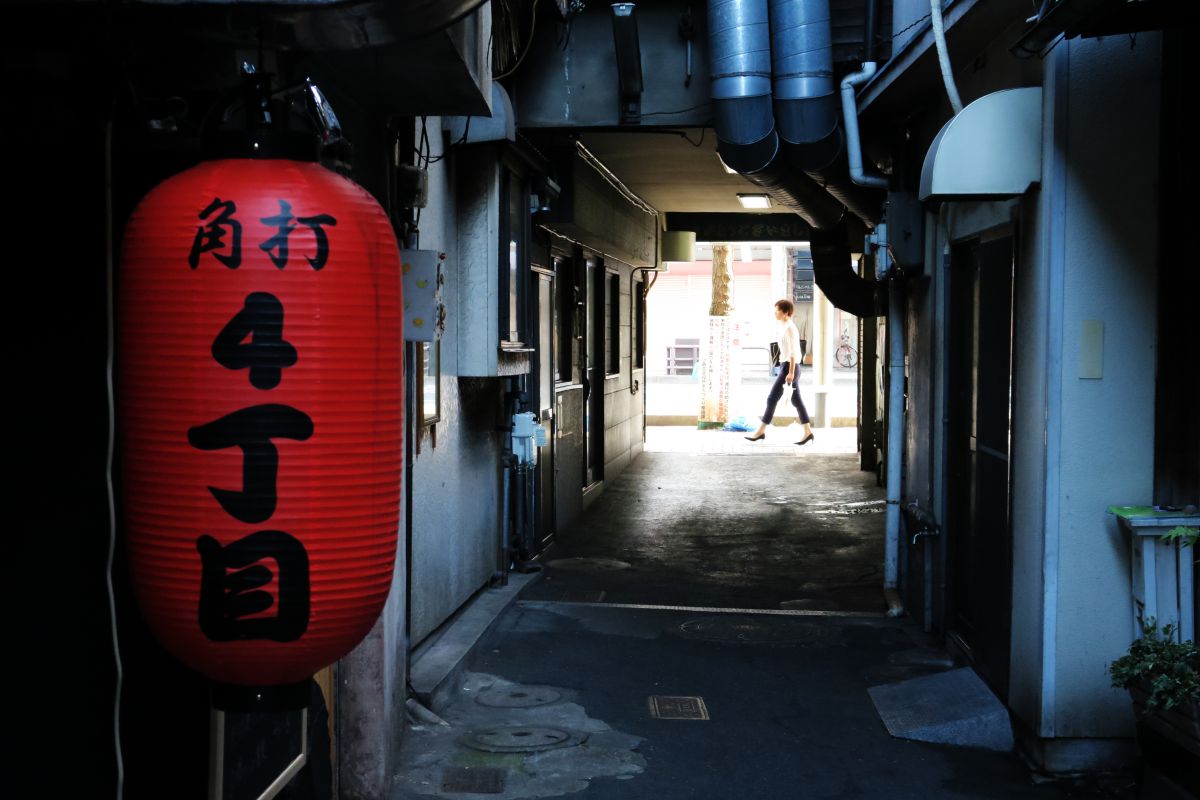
[839,62,888,189]
[499,461,512,585]
[906,501,940,633]
[868,221,904,617]
[883,273,905,616]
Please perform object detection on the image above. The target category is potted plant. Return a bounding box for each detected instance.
[1109,617,1200,792]
[1163,524,1198,556]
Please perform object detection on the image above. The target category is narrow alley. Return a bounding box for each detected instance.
[13,1,1194,798]
[396,432,1128,799]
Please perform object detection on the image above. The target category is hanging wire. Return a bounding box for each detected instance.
[892,13,932,41]
[679,127,705,148]
[104,110,126,800]
[639,102,712,119]
[495,0,542,80]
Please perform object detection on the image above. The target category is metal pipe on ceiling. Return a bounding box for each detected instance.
[707,0,885,317]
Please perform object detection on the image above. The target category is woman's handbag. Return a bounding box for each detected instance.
[768,342,781,367]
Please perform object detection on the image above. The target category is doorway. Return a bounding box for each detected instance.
[947,232,1016,698]
[584,256,604,488]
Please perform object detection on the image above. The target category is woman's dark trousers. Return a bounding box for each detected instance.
[762,366,810,424]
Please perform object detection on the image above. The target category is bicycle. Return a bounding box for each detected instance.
[834,331,858,368]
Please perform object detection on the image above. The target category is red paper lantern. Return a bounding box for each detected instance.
[119,159,402,692]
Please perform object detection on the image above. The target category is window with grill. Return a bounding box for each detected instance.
[633,279,645,369]
[606,271,620,376]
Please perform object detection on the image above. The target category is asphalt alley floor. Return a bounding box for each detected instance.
[524,431,886,613]
[394,437,1135,800]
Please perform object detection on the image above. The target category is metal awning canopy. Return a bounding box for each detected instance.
[919,87,1042,202]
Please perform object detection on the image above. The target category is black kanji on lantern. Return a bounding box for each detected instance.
[188,404,314,524]
[189,198,242,269]
[212,292,298,390]
[259,200,338,270]
[196,529,310,642]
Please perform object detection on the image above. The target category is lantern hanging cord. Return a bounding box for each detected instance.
[104,114,127,800]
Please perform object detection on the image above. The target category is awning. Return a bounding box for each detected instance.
[919,87,1042,203]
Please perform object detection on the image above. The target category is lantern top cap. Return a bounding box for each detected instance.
[202,69,341,163]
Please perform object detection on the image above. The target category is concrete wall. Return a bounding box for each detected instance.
[1049,34,1161,739]
[901,263,937,627]
[1009,182,1052,732]
[453,147,503,376]
[900,25,1162,754]
[408,119,507,645]
[604,265,645,481]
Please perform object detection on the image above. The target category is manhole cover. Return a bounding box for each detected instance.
[460,726,586,753]
[545,557,631,571]
[441,767,506,794]
[475,686,563,708]
[676,616,832,644]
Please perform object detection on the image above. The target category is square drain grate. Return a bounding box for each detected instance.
[648,695,709,720]
[441,767,506,794]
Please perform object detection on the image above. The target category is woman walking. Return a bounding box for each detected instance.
[745,299,814,445]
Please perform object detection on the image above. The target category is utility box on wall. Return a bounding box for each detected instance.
[401,249,445,342]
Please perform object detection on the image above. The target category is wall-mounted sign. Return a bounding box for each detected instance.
[792,256,815,304]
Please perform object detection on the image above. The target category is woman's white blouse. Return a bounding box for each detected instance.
[778,319,801,365]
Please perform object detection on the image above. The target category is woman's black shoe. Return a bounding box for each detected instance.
[745,432,766,442]
[795,433,814,446]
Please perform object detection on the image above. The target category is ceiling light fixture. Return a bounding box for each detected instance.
[737,193,771,209]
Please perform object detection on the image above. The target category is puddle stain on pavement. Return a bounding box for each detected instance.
[395,672,645,799]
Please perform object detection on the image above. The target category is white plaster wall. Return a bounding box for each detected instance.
[408,118,505,644]
[1051,35,1161,738]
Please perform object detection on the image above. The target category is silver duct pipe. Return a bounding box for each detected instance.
[708,0,847,229]
[708,0,885,317]
[771,0,885,222]
[770,0,839,154]
[709,0,778,174]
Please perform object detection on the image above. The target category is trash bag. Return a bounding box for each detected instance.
[722,415,754,432]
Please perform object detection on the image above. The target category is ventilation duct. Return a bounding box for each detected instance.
[770,0,840,157]
[810,224,885,319]
[771,0,884,228]
[708,0,884,316]
[708,0,778,175]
